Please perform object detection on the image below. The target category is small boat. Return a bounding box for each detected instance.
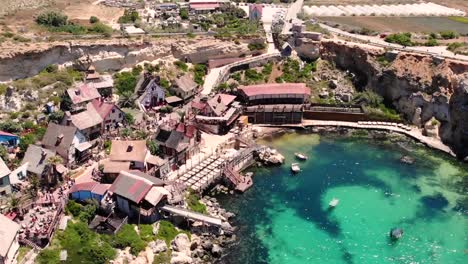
[329,198,339,208]
[291,163,301,173]
[294,152,308,160]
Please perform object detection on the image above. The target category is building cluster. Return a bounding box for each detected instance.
[0,12,310,261]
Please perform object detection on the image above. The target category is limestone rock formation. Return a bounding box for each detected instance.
[320,40,468,159]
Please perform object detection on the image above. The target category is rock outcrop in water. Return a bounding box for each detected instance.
[320,41,468,159]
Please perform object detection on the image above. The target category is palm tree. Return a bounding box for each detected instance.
[46,155,63,186]
[28,175,40,198]
[7,194,20,212]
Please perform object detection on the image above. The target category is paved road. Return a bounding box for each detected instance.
[282,0,304,34]
[319,23,468,61]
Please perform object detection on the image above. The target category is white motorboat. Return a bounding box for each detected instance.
[294,152,308,160]
[291,163,301,173]
[329,198,339,208]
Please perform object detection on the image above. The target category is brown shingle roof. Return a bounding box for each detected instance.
[109,140,147,163]
[70,105,103,130]
[21,145,56,175]
[174,74,197,92]
[109,171,164,203]
[42,123,78,160]
[67,84,101,105]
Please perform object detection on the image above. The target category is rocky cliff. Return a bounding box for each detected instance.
[0,39,173,81]
[320,40,468,159]
[0,37,249,82]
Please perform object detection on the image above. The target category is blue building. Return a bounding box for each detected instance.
[69,182,110,202]
[0,131,20,147]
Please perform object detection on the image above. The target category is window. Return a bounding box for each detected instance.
[112,109,115,113]
[119,113,122,118]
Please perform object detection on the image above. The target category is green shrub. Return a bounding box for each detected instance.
[376,55,390,67]
[48,110,64,123]
[440,30,458,40]
[114,224,147,255]
[58,221,115,263]
[174,60,188,71]
[114,71,138,95]
[65,200,82,217]
[186,189,207,214]
[385,32,413,46]
[140,224,155,242]
[248,42,266,51]
[90,16,100,24]
[36,249,60,264]
[0,84,7,95]
[118,9,140,24]
[12,35,31,42]
[180,8,189,20]
[424,38,438,47]
[156,221,181,245]
[35,11,68,27]
[192,64,206,85]
[2,32,14,38]
[88,22,113,36]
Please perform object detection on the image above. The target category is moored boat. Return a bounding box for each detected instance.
[294,152,308,160]
[291,163,301,173]
[329,198,339,207]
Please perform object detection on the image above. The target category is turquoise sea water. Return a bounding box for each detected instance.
[217,133,467,264]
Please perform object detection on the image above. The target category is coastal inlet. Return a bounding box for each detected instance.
[216,132,467,264]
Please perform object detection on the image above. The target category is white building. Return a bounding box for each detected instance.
[0,214,20,264]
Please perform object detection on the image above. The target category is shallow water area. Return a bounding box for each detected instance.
[216,132,467,264]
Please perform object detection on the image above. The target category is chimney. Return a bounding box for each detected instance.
[127,144,134,152]
[217,95,222,104]
[41,149,47,157]
[75,89,81,96]
[55,134,64,146]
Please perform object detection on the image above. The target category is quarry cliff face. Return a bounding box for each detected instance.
[321,41,468,159]
[0,39,173,81]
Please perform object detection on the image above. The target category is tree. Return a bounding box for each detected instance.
[19,134,36,153]
[118,91,135,108]
[28,175,40,198]
[35,11,68,27]
[114,72,137,95]
[146,140,160,156]
[49,110,65,123]
[0,145,8,161]
[118,9,140,24]
[7,194,20,212]
[89,16,100,24]
[180,8,189,20]
[60,93,73,111]
[46,156,63,186]
[124,112,135,125]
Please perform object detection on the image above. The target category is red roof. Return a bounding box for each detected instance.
[185,125,196,138]
[67,84,101,104]
[0,131,17,137]
[191,101,207,110]
[240,83,310,97]
[91,99,117,119]
[217,94,236,106]
[70,182,98,193]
